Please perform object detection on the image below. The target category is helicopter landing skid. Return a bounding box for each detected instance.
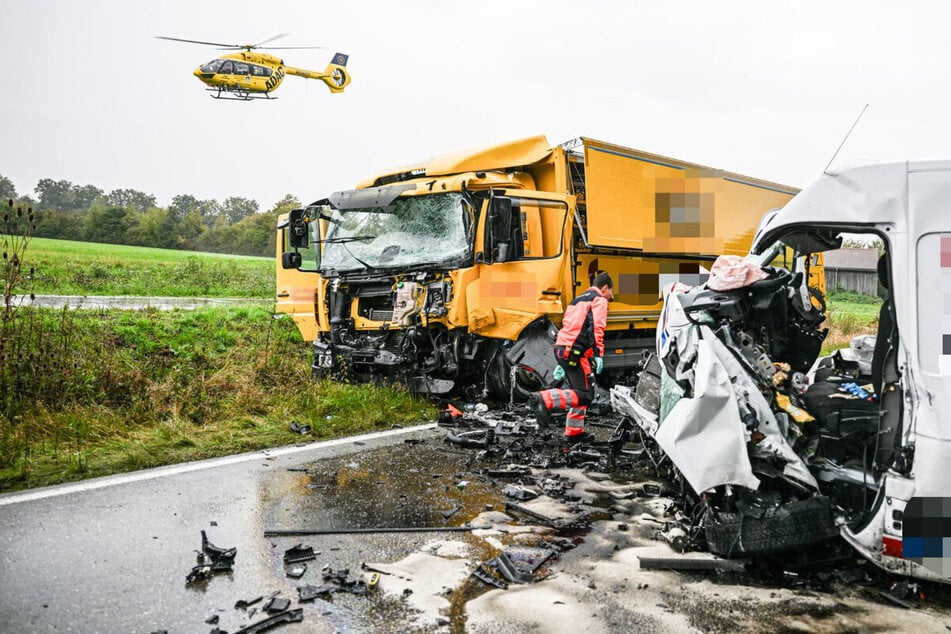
[206,87,276,101]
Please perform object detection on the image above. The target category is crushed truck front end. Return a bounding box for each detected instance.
[276,144,573,396]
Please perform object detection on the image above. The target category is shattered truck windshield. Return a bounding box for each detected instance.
[320,193,471,273]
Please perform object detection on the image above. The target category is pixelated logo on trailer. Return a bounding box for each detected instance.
[902,497,951,577]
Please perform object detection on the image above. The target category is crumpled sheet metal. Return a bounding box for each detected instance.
[655,338,760,493]
[655,290,818,494]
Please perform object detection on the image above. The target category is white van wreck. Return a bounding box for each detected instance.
[611,160,951,582]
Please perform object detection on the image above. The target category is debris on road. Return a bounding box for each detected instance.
[234,596,263,610]
[185,530,236,584]
[283,544,317,564]
[263,596,291,613]
[637,554,749,572]
[232,608,303,633]
[265,525,488,537]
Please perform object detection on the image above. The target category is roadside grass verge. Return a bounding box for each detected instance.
[0,306,435,491]
[821,290,883,354]
[23,237,274,297]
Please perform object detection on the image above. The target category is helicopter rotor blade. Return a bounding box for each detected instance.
[258,45,326,50]
[155,35,243,48]
[251,33,290,48]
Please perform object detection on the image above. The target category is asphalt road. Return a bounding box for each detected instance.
[4,420,951,634]
[0,424,451,634]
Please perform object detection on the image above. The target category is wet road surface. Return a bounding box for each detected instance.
[4,418,951,633]
[0,425,467,633]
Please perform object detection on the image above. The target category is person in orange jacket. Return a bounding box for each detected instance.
[529,272,613,444]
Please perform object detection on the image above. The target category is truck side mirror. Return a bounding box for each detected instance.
[288,208,309,249]
[282,252,302,269]
[488,196,513,262]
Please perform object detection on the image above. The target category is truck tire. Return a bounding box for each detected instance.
[703,496,838,558]
[485,347,538,402]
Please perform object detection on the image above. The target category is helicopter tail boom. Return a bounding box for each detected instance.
[284,52,351,94]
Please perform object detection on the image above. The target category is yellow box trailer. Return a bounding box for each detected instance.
[276,136,800,398]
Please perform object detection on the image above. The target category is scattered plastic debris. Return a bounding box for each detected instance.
[637,555,748,572]
[283,544,317,564]
[185,531,236,583]
[234,596,263,610]
[232,608,303,633]
[289,421,312,435]
[263,596,291,613]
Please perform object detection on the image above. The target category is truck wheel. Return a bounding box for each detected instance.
[703,496,838,557]
[485,348,537,402]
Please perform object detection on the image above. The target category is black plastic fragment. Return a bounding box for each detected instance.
[321,566,368,595]
[289,421,312,435]
[441,505,461,519]
[489,551,534,584]
[502,547,556,574]
[297,584,334,602]
[263,597,291,613]
[233,608,303,633]
[235,596,263,610]
[186,531,237,583]
[470,564,508,589]
[637,556,748,572]
[202,530,237,565]
[283,544,317,564]
[286,563,307,578]
[879,590,915,609]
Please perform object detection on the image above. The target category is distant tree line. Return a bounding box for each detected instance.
[0,173,299,257]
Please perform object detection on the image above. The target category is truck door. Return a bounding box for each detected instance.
[466,193,568,340]
[275,213,323,341]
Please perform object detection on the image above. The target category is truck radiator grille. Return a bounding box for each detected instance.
[367,309,393,322]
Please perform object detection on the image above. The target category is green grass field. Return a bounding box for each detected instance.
[821,290,883,354]
[0,305,436,492]
[22,237,275,297]
[1,236,884,491]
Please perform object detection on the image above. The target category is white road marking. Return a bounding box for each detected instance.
[0,423,436,507]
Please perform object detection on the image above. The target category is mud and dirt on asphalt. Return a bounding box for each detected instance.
[240,400,951,632]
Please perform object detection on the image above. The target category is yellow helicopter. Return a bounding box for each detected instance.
[156,34,351,100]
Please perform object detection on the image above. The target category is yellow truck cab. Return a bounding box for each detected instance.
[277,136,798,398]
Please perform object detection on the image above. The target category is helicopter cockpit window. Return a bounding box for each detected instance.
[251,64,265,77]
[200,59,224,74]
[218,60,234,75]
[234,62,250,75]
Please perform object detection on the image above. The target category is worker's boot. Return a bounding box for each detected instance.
[529,392,553,428]
[564,406,594,444]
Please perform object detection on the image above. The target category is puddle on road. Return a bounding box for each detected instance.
[261,440,509,631]
[259,436,637,632]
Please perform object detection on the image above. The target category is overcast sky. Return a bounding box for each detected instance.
[2,0,950,211]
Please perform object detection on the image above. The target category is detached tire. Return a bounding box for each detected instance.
[704,496,838,558]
